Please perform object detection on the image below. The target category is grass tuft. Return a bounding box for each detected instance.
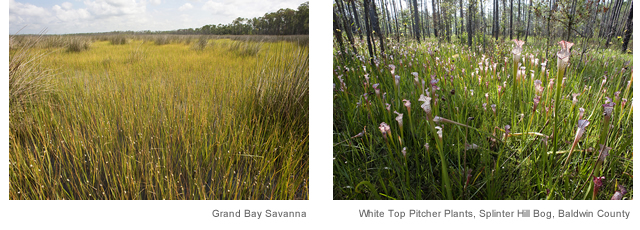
[191,37,208,51]
[9,31,57,111]
[109,35,129,45]
[154,35,170,45]
[66,37,92,52]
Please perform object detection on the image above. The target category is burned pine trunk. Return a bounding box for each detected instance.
[621,5,632,54]
[363,0,376,66]
[370,0,386,54]
[432,0,439,38]
[336,0,357,53]
[348,0,364,41]
[412,0,421,43]
[333,9,346,56]
[391,0,401,42]
[605,0,623,48]
[524,0,532,42]
[467,0,474,47]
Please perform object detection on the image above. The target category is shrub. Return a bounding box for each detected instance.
[154,35,170,45]
[110,35,129,45]
[67,37,92,52]
[191,37,208,51]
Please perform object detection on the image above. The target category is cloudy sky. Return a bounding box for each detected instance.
[9,0,308,34]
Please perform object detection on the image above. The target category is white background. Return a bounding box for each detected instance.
[2,1,637,229]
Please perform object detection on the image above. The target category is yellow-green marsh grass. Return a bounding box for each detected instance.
[9,36,309,200]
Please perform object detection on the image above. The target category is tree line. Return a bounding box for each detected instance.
[334,0,632,59]
[175,1,309,35]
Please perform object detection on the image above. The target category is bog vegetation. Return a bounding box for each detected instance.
[9,33,309,200]
[333,0,632,200]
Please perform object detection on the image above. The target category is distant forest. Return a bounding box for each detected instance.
[83,2,309,36]
[333,0,632,53]
[172,1,309,35]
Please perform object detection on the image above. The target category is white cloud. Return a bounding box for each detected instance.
[9,0,53,25]
[61,2,73,10]
[202,0,237,16]
[179,3,193,11]
[53,4,91,22]
[83,0,146,17]
[180,14,191,23]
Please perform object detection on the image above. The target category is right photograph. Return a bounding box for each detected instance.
[332,0,633,200]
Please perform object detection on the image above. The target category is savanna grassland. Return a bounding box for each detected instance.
[333,37,632,200]
[10,34,309,200]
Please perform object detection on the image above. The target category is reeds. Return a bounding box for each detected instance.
[251,42,308,123]
[229,40,263,56]
[9,36,309,200]
[9,31,56,111]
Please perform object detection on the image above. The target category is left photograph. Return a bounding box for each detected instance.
[9,0,309,200]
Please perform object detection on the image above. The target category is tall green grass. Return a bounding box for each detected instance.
[9,35,309,200]
[333,37,632,200]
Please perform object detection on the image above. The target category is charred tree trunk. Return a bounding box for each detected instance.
[616,1,632,37]
[467,0,474,47]
[370,0,386,53]
[432,0,439,37]
[348,0,364,41]
[441,1,449,42]
[621,5,632,53]
[392,0,401,42]
[494,0,499,40]
[398,0,407,37]
[438,0,445,40]
[524,0,532,42]
[517,0,521,39]
[600,0,614,38]
[460,0,465,37]
[583,0,600,39]
[502,0,507,39]
[412,0,421,43]
[545,0,555,59]
[363,0,376,66]
[510,0,513,40]
[423,0,431,38]
[384,0,394,36]
[605,0,623,48]
[480,0,486,50]
[336,0,356,50]
[565,0,577,41]
[333,9,346,55]
[454,7,458,36]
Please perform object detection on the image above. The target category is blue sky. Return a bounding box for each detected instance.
[9,0,308,34]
